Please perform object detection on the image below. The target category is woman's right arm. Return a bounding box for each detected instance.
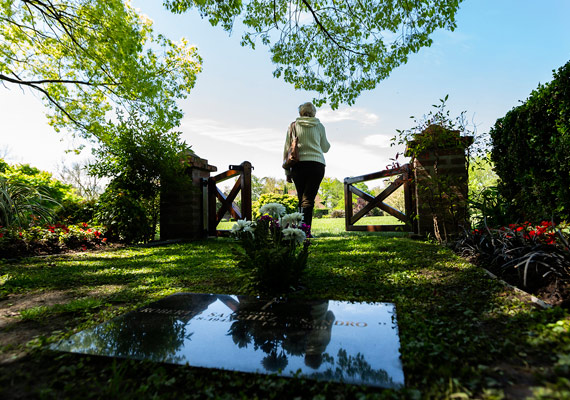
[320,125,331,153]
[283,124,292,162]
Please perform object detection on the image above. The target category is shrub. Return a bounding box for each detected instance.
[0,159,80,211]
[313,208,329,219]
[468,186,511,229]
[0,177,58,228]
[94,184,153,243]
[330,209,345,218]
[490,60,570,222]
[55,198,98,225]
[252,193,298,219]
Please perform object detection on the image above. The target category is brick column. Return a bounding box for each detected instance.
[406,125,473,240]
[160,152,217,241]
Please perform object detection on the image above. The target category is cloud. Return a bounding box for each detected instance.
[324,141,407,180]
[180,117,283,153]
[318,107,380,125]
[363,134,393,148]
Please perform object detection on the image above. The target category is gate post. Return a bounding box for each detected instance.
[406,125,473,240]
[160,152,217,241]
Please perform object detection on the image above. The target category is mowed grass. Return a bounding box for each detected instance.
[219,216,405,236]
[1,223,569,399]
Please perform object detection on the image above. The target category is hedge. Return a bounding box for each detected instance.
[490,60,570,223]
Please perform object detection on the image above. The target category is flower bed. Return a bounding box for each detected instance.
[0,222,109,258]
[453,221,570,306]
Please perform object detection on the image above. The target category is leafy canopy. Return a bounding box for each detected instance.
[165,0,463,108]
[0,0,202,139]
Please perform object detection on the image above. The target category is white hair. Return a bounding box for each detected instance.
[298,102,316,117]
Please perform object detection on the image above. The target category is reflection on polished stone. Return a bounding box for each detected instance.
[52,293,404,388]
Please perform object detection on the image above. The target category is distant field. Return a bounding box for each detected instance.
[218,216,406,236]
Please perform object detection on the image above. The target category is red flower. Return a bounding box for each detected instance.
[0,233,4,238]
[82,222,88,228]
[81,245,87,251]
[102,238,108,243]
[516,226,524,232]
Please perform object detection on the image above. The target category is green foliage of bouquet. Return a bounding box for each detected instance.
[232,203,310,293]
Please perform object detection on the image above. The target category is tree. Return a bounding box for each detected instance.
[260,176,286,195]
[89,113,191,242]
[165,0,463,108]
[1,0,202,140]
[58,160,106,201]
[318,177,343,209]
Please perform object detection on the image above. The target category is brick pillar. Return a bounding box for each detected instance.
[160,152,217,241]
[406,125,473,240]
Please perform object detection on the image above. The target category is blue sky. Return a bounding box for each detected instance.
[1,0,570,181]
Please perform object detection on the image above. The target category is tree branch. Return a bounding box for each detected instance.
[300,0,367,56]
[0,73,89,131]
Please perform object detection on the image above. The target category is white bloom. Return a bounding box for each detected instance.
[259,203,286,218]
[282,227,306,244]
[243,224,255,238]
[231,219,254,233]
[279,212,304,228]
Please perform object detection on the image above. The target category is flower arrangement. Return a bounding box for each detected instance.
[231,203,311,293]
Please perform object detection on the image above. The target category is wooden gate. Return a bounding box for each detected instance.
[344,164,414,232]
[206,161,253,236]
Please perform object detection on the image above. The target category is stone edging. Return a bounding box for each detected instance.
[482,268,552,309]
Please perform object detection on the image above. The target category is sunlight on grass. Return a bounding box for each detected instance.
[218,217,406,237]
[20,297,105,321]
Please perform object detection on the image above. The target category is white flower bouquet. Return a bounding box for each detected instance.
[231,203,311,292]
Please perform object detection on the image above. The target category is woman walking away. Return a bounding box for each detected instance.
[283,102,331,235]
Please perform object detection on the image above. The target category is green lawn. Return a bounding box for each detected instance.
[1,226,569,399]
[219,216,405,236]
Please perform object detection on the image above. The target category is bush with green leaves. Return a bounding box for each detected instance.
[0,160,86,228]
[468,186,511,229]
[490,60,570,223]
[252,193,298,219]
[0,176,58,229]
[94,183,153,243]
[55,198,98,225]
[313,208,329,219]
[0,159,80,210]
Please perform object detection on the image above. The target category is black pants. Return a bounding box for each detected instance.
[291,161,325,228]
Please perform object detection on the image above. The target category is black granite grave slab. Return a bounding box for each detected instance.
[52,293,404,388]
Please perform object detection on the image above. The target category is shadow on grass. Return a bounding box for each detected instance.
[1,234,569,398]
